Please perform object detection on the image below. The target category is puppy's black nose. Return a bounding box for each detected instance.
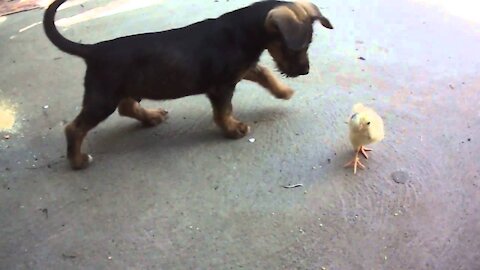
[298,66,309,75]
[299,69,309,75]
[296,60,310,75]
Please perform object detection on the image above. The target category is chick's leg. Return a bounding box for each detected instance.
[344,147,366,174]
[360,146,372,159]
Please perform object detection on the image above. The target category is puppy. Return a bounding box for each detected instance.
[43,0,333,169]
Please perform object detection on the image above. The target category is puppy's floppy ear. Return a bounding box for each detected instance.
[266,6,310,51]
[296,0,333,29]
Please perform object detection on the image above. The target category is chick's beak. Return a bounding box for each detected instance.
[350,114,362,128]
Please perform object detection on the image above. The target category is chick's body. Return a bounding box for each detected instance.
[345,103,384,174]
[349,103,384,149]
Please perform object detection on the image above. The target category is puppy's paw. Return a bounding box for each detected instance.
[143,108,169,127]
[225,122,250,139]
[275,87,294,100]
[69,154,93,170]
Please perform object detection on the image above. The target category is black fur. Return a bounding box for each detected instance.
[43,0,331,169]
[44,0,286,100]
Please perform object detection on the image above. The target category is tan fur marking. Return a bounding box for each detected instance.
[65,121,90,169]
[118,98,168,126]
[243,65,294,99]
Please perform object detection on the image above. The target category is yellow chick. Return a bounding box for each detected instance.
[344,103,385,174]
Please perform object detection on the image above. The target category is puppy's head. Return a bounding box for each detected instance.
[265,1,333,77]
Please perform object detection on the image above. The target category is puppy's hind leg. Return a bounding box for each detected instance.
[65,94,118,170]
[65,75,119,170]
[118,98,168,127]
[243,65,294,100]
[208,87,250,139]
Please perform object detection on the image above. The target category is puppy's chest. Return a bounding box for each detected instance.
[225,63,254,84]
[219,61,259,84]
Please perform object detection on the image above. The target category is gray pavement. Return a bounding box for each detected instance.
[0,0,479,269]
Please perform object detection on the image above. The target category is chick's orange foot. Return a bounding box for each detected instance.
[344,155,366,175]
[360,146,372,159]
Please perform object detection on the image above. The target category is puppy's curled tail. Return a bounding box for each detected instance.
[43,0,91,58]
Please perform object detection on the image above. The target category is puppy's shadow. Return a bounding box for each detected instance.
[240,105,291,124]
[90,106,291,156]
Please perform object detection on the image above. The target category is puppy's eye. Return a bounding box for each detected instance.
[367,122,371,125]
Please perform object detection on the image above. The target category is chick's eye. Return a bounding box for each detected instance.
[367,122,371,125]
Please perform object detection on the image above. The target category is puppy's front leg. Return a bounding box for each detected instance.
[243,65,294,100]
[208,88,250,139]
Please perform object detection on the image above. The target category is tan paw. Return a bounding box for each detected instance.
[70,154,93,170]
[275,87,294,100]
[224,122,250,139]
[143,108,168,126]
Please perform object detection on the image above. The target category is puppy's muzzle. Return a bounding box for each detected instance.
[288,62,309,77]
[297,63,310,75]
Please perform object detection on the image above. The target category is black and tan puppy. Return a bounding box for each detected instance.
[44,0,333,169]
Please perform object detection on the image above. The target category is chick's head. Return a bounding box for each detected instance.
[349,104,384,140]
[349,112,371,133]
[349,108,384,143]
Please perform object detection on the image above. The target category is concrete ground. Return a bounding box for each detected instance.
[1,0,479,269]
